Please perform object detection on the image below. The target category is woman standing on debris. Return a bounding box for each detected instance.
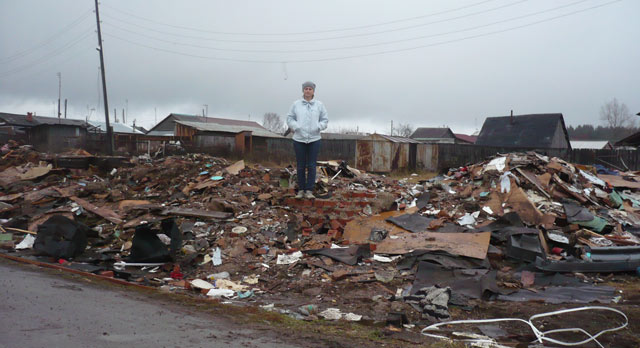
[287,81,328,199]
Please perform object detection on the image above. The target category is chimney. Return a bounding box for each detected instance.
[26,112,33,122]
[510,110,514,124]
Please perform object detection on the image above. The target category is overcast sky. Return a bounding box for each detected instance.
[1,0,638,134]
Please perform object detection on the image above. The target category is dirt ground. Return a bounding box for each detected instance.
[6,256,637,348]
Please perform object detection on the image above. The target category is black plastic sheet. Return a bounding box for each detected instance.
[33,215,88,259]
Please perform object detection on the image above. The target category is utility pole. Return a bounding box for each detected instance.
[57,72,61,119]
[94,0,113,155]
[390,120,393,136]
[64,99,67,118]
[114,108,117,123]
[122,108,125,124]
[203,104,208,117]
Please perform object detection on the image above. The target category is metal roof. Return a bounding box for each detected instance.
[0,112,88,127]
[410,127,455,139]
[148,113,268,133]
[175,120,284,138]
[88,121,145,134]
[454,133,478,144]
[570,140,612,149]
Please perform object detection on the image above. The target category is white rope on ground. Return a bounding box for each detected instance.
[421,306,628,348]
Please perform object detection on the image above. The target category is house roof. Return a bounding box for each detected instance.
[615,131,640,147]
[410,127,455,139]
[148,113,267,133]
[454,133,477,144]
[175,120,284,138]
[570,140,612,149]
[362,133,421,143]
[87,121,144,134]
[0,112,88,127]
[475,113,570,149]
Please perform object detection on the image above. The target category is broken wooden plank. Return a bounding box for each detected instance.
[3,227,37,235]
[374,231,491,259]
[161,207,232,220]
[117,200,152,211]
[69,196,123,225]
[552,174,588,204]
[516,168,551,198]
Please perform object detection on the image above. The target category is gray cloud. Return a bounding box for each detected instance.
[1,0,638,133]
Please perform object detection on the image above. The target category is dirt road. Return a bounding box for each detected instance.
[0,259,300,348]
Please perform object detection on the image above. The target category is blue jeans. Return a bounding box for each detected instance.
[293,140,321,191]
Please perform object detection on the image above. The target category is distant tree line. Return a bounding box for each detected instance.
[568,98,638,142]
[567,125,638,142]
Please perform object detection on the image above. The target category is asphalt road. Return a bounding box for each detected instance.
[0,259,300,348]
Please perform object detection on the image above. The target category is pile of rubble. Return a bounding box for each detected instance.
[1,148,639,337]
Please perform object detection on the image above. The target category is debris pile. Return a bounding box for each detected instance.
[1,148,639,342]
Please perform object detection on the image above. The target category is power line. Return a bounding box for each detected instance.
[0,9,92,63]
[0,49,93,84]
[103,0,592,54]
[103,0,622,64]
[102,0,498,36]
[0,28,95,78]
[100,0,528,44]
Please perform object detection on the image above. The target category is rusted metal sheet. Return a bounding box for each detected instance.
[372,140,391,172]
[356,140,373,171]
[390,142,411,171]
[416,144,438,171]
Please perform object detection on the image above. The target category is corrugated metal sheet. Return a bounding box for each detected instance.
[356,137,413,173]
[416,144,438,171]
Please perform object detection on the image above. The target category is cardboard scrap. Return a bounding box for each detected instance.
[19,164,52,180]
[374,231,491,259]
[598,174,640,189]
[225,160,245,175]
[343,207,418,243]
[506,185,544,226]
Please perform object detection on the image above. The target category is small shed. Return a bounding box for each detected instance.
[147,113,267,136]
[30,121,88,153]
[410,127,457,144]
[0,112,88,152]
[356,134,420,173]
[175,120,283,156]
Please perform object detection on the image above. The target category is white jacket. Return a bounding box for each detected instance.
[287,99,328,143]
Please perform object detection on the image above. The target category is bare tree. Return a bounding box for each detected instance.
[394,122,414,137]
[600,98,634,128]
[262,112,286,134]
